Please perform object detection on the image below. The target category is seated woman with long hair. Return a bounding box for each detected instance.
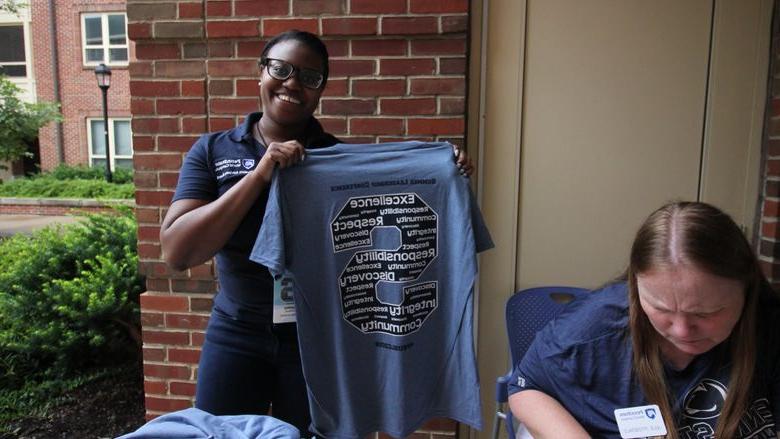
[508,201,780,438]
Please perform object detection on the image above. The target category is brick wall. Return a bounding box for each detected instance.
[31,0,132,171]
[760,3,780,285]
[0,198,131,216]
[128,0,469,435]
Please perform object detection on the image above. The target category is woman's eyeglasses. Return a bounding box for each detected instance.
[259,57,324,90]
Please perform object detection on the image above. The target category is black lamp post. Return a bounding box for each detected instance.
[94,63,113,182]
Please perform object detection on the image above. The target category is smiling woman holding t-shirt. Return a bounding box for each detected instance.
[160,30,339,433]
[508,201,780,439]
[160,29,473,434]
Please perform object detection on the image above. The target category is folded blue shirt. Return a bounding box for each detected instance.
[116,408,300,439]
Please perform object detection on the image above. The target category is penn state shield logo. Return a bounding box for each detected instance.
[242,159,255,170]
[682,379,727,420]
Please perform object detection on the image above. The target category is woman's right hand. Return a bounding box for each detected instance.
[256,140,306,182]
[162,140,307,271]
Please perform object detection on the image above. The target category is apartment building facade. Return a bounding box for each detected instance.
[0,0,133,179]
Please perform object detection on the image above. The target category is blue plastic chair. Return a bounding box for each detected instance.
[491,286,589,439]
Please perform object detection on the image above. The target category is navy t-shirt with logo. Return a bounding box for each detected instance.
[250,141,493,438]
[508,282,780,438]
[172,112,339,322]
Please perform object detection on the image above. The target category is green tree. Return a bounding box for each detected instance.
[0,0,26,15]
[0,75,61,167]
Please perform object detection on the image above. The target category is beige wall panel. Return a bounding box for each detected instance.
[699,0,771,236]
[471,0,526,435]
[517,0,711,289]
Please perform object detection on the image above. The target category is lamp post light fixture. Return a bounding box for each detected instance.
[94,63,113,182]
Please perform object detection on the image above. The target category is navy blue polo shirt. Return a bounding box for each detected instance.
[508,283,780,438]
[172,112,340,322]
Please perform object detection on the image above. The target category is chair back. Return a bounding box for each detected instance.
[505,286,589,365]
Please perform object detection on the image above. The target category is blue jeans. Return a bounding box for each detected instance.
[195,307,311,434]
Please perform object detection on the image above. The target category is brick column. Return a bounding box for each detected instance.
[760,2,780,285]
[129,0,469,436]
[128,0,210,416]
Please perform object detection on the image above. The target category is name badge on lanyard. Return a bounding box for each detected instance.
[614,404,667,438]
[273,275,296,324]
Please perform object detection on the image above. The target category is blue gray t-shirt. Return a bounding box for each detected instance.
[117,408,300,439]
[508,283,780,438]
[250,141,493,438]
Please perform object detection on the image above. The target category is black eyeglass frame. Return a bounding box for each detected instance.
[259,56,325,90]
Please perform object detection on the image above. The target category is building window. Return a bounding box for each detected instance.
[88,118,133,170]
[0,24,27,77]
[81,13,128,66]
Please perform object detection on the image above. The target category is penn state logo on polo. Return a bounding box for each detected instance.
[682,379,727,421]
[214,158,255,181]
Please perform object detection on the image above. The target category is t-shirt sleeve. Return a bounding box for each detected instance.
[249,171,286,278]
[507,326,561,397]
[468,187,494,253]
[172,135,218,202]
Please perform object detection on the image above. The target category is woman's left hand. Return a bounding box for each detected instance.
[453,146,474,177]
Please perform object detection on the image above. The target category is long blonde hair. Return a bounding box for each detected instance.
[627,201,775,438]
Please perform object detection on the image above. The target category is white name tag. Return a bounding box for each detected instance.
[272,275,296,324]
[614,404,667,438]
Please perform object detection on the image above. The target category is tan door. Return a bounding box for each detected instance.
[469,0,770,437]
[518,0,711,288]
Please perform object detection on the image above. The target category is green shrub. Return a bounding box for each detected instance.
[0,177,134,199]
[0,164,134,198]
[44,164,134,185]
[0,210,144,386]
